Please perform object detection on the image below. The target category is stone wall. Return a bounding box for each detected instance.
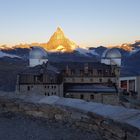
[16,84,64,97]
[0,92,140,140]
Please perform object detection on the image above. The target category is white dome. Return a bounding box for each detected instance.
[29,46,48,67]
[30,46,48,59]
[102,48,121,59]
[101,48,121,66]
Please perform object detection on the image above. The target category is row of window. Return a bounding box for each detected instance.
[68,94,94,100]
[80,94,94,99]
[44,85,57,89]
[63,69,113,76]
[44,92,56,96]
[64,78,112,83]
[27,85,57,91]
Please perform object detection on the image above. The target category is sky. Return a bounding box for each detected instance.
[0,0,140,47]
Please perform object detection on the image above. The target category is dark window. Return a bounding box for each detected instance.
[37,74,43,82]
[98,70,102,76]
[47,86,49,88]
[71,70,75,75]
[99,78,102,82]
[48,93,50,96]
[90,95,94,99]
[80,94,84,99]
[27,86,30,91]
[89,70,92,75]
[108,79,112,85]
[45,92,47,96]
[80,70,84,76]
[50,78,54,83]
[54,86,56,89]
[52,86,53,88]
[44,86,46,88]
[70,94,74,98]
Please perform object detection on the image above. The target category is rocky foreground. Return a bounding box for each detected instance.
[0,112,100,140]
[0,93,140,140]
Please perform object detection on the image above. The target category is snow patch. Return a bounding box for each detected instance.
[76,48,99,57]
[129,48,140,56]
[0,51,20,58]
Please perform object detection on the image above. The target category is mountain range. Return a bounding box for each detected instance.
[1,27,140,56]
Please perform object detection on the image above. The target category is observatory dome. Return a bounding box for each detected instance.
[101,48,122,66]
[29,46,48,67]
[30,46,48,59]
[102,48,121,59]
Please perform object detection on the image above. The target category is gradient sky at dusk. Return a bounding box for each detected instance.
[0,0,140,47]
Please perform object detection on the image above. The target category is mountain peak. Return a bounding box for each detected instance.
[56,27,63,32]
[44,27,78,52]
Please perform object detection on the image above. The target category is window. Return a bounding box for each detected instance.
[108,79,112,85]
[98,70,102,76]
[45,92,47,96]
[70,94,74,98]
[90,78,93,82]
[90,95,94,99]
[89,70,93,76]
[52,86,53,89]
[47,86,49,88]
[72,78,75,82]
[27,86,30,91]
[71,70,75,75]
[50,78,54,83]
[48,93,50,96]
[80,70,84,76]
[44,86,46,88]
[80,94,84,99]
[36,75,43,82]
[99,78,102,82]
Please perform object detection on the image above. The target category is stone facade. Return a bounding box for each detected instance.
[65,92,119,105]
[16,84,64,97]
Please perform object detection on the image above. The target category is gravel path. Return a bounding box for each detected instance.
[0,112,101,140]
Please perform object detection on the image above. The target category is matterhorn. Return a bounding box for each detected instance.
[43,27,78,52]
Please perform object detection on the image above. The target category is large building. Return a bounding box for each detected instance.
[16,47,121,105]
